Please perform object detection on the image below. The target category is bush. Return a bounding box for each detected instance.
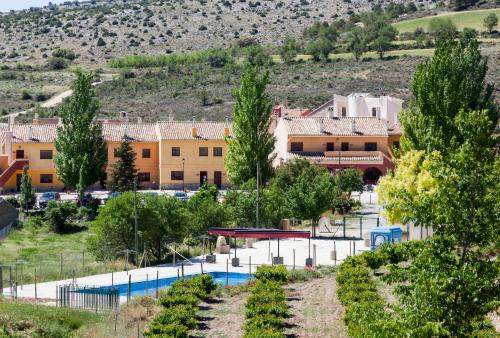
[46,56,67,70]
[21,91,32,100]
[144,322,188,337]
[44,201,77,233]
[52,48,76,61]
[254,265,290,284]
[5,196,20,209]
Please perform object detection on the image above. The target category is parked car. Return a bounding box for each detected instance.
[105,191,122,203]
[76,192,93,207]
[174,191,188,202]
[36,192,60,209]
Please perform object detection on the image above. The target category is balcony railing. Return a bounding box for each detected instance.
[288,150,391,165]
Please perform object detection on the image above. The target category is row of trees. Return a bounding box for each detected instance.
[377,37,499,336]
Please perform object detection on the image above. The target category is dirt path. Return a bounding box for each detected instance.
[192,292,248,338]
[285,276,348,338]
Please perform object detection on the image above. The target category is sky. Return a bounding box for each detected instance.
[0,0,69,13]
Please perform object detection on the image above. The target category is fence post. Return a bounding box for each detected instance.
[60,253,63,278]
[111,271,114,286]
[377,217,380,227]
[313,244,316,268]
[155,271,159,298]
[82,250,85,272]
[249,256,251,276]
[9,266,12,298]
[359,217,363,239]
[127,274,131,305]
[353,241,356,256]
[226,259,229,287]
[146,274,149,296]
[34,268,37,302]
[201,262,203,274]
[343,216,346,238]
[0,266,3,296]
[333,241,337,265]
[293,249,295,270]
[181,263,184,277]
[349,241,352,257]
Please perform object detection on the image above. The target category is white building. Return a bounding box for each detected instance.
[307,93,403,127]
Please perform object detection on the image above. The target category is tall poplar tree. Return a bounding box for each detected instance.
[54,70,107,198]
[225,66,275,185]
[110,135,138,192]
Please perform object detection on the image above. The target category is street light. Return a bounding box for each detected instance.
[182,158,185,191]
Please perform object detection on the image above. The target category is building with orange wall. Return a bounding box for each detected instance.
[0,117,232,192]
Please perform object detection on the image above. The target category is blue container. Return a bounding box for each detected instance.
[370,226,403,250]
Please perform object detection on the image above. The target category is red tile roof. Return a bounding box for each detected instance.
[102,123,158,142]
[157,122,232,140]
[282,117,389,136]
[11,124,58,143]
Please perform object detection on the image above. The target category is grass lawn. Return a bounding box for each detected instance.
[393,8,500,33]
[0,223,124,284]
[0,300,102,337]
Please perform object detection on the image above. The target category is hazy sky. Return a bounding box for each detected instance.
[0,0,68,13]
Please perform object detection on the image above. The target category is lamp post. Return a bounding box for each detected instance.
[134,178,138,259]
[182,158,185,191]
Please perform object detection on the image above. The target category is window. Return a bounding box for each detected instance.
[138,172,151,182]
[171,147,180,156]
[290,142,303,152]
[372,107,377,117]
[326,142,334,151]
[40,150,53,159]
[113,148,119,158]
[365,142,377,151]
[341,107,347,117]
[392,141,400,149]
[171,171,184,180]
[40,174,53,184]
[213,147,223,157]
[341,142,349,151]
[142,149,151,158]
[199,147,208,156]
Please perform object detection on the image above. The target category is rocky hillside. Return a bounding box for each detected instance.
[0,0,440,66]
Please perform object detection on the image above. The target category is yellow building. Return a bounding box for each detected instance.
[0,117,232,192]
[156,121,232,190]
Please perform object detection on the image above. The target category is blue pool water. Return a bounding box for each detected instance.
[107,272,252,297]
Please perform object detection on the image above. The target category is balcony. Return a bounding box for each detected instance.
[287,151,390,165]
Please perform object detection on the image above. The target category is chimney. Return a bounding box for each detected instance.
[5,131,13,163]
[319,119,324,133]
[191,116,197,138]
[33,113,40,124]
[28,126,33,141]
[8,115,15,130]
[168,113,174,122]
[120,111,129,123]
[137,116,143,124]
[224,116,230,137]
[351,119,356,133]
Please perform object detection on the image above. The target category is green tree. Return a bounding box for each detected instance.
[372,24,398,59]
[428,18,457,40]
[44,201,78,233]
[88,193,189,262]
[19,165,35,212]
[286,165,336,237]
[306,38,334,61]
[244,45,272,66]
[378,37,500,336]
[483,13,498,34]
[347,27,367,61]
[400,38,497,155]
[334,168,364,197]
[187,184,229,233]
[54,70,107,200]
[279,37,301,63]
[110,135,138,192]
[225,66,275,185]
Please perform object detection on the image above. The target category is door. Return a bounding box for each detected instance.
[16,174,22,191]
[15,150,24,159]
[200,171,208,187]
[214,171,222,189]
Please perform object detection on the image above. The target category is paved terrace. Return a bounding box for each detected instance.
[4,237,366,303]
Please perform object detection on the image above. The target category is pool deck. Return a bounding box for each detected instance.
[3,237,365,302]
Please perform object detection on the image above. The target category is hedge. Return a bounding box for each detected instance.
[144,274,216,338]
[244,265,290,338]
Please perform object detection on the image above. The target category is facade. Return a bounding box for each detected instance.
[0,117,232,192]
[274,116,402,182]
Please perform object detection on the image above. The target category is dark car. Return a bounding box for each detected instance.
[36,192,61,209]
[174,191,188,202]
[76,192,94,207]
[105,191,122,203]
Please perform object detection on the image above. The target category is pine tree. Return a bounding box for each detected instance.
[110,135,138,192]
[19,165,35,212]
[54,70,107,199]
[225,66,275,185]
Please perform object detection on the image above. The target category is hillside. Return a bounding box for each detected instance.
[0,0,440,66]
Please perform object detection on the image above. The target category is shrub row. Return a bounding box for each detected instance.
[244,266,290,338]
[144,274,216,338]
[336,243,426,337]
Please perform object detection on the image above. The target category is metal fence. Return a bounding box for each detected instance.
[56,284,119,312]
[319,215,387,239]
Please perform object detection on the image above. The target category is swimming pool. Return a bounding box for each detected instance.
[107,272,252,297]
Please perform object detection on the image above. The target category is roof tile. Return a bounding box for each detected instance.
[283,117,389,136]
[157,122,232,140]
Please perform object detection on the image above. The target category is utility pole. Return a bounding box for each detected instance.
[134,178,138,259]
[256,161,260,228]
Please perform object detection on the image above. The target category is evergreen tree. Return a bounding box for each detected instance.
[54,70,107,200]
[225,66,275,185]
[110,135,138,192]
[19,165,35,212]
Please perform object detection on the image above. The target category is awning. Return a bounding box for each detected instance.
[208,227,310,239]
